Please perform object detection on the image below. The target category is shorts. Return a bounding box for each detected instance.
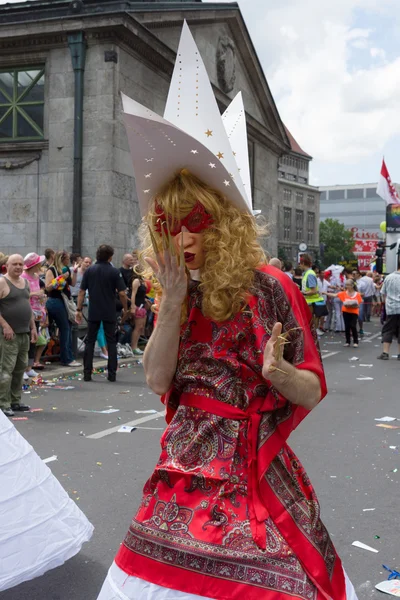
[382,314,400,344]
[135,306,147,319]
[311,302,329,318]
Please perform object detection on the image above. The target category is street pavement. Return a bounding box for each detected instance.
[1,319,399,600]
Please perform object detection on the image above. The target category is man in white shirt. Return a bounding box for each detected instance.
[317,271,329,331]
[353,270,375,333]
[378,257,400,360]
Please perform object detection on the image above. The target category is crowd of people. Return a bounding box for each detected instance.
[269,254,400,355]
[1,246,399,419]
[0,246,154,417]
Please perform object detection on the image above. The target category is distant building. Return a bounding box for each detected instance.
[319,183,391,269]
[319,183,387,233]
[277,127,320,263]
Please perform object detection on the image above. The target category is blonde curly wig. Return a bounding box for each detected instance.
[138,170,266,322]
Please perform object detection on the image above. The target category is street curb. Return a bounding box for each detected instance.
[39,357,142,381]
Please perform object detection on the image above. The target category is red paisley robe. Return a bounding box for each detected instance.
[115,266,347,600]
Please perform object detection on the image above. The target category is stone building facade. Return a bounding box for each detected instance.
[277,127,321,263]
[0,0,290,261]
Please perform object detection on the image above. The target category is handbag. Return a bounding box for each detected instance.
[62,292,77,323]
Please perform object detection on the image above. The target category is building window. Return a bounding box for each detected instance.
[286,173,296,181]
[298,177,307,184]
[296,209,303,242]
[307,193,315,203]
[347,188,364,199]
[283,188,291,202]
[296,191,303,203]
[307,212,315,244]
[329,189,345,200]
[283,207,292,240]
[0,67,45,141]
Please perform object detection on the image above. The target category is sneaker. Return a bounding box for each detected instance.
[66,361,81,368]
[132,348,144,355]
[23,372,29,381]
[343,343,350,347]
[26,369,38,378]
[124,344,134,357]
[353,344,359,348]
[100,353,109,360]
[84,374,92,382]
[11,403,30,412]
[2,407,14,417]
[107,374,116,382]
[359,329,364,336]
[377,352,389,360]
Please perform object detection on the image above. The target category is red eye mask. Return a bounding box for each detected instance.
[154,201,213,236]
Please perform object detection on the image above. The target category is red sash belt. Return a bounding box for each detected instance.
[180,392,270,550]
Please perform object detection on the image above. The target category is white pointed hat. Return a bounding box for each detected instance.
[122,21,252,216]
[222,92,252,211]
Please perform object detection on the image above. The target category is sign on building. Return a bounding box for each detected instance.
[386,204,400,233]
[350,227,379,271]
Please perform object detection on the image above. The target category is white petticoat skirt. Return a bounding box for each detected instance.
[97,562,359,600]
[0,410,94,592]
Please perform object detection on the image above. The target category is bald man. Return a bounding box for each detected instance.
[0,255,38,417]
[269,257,282,270]
[120,253,136,298]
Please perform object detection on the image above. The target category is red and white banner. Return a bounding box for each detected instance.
[376,159,400,205]
[350,228,379,270]
[353,239,378,254]
[358,255,375,270]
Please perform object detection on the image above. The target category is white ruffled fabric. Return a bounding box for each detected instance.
[0,410,94,592]
[97,562,359,600]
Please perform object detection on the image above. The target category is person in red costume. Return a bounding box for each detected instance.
[97,173,358,600]
[97,21,357,600]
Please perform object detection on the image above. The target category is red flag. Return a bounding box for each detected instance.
[377,159,400,205]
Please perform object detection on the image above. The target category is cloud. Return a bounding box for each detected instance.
[204,0,400,173]
[370,47,386,59]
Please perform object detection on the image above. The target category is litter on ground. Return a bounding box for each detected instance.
[352,541,379,553]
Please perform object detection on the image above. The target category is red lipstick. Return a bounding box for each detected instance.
[184,252,195,263]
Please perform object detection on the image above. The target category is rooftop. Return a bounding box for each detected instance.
[0,0,235,24]
[284,125,312,159]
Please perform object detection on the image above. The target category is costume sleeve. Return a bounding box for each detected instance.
[254,267,328,493]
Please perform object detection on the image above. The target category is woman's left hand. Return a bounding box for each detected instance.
[262,322,285,379]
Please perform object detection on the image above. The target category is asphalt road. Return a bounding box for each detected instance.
[1,319,399,600]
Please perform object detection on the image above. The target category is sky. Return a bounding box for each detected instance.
[202,0,400,187]
[2,0,399,187]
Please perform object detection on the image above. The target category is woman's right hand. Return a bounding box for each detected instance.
[145,232,187,307]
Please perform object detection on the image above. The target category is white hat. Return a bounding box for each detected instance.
[122,21,253,216]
